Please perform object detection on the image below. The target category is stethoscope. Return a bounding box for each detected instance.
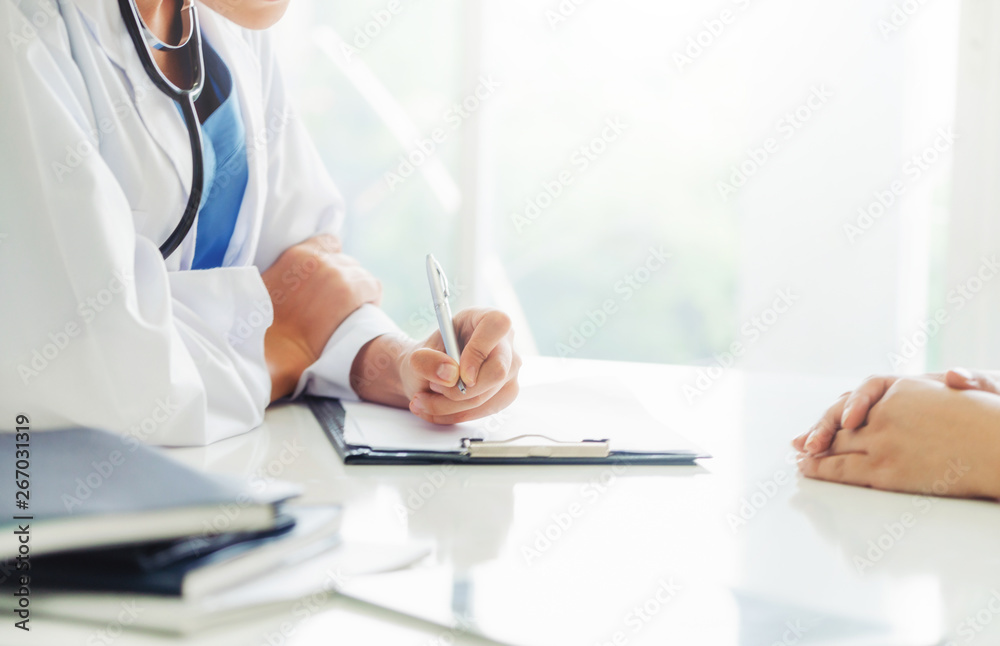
[117,0,206,260]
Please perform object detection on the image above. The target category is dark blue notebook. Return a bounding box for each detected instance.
[11,506,341,597]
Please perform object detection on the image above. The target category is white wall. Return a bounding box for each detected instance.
[942,0,1000,371]
[735,0,959,377]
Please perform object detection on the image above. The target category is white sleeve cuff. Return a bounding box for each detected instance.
[292,304,403,401]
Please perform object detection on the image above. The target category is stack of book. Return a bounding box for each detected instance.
[0,427,423,633]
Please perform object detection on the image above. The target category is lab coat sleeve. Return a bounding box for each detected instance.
[0,0,270,445]
[250,31,404,402]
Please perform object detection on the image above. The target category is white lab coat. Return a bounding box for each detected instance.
[0,0,400,445]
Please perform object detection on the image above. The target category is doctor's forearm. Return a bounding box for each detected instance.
[259,234,385,402]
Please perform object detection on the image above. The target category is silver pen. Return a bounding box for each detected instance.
[426,254,467,394]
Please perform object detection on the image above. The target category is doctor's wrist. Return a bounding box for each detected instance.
[264,326,316,402]
[350,333,416,408]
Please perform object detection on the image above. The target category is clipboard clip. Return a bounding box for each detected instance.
[462,435,610,459]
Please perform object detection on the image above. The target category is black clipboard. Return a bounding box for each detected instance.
[304,396,707,466]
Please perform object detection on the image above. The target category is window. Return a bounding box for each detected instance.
[277,0,961,377]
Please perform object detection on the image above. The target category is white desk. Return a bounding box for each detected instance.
[23,358,1000,645]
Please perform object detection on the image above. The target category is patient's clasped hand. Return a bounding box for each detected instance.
[794,369,1000,500]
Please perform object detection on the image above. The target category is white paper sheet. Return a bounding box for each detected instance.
[341,377,703,455]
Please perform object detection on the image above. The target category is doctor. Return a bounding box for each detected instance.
[0,0,520,445]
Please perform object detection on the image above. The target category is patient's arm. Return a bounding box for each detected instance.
[796,377,1000,500]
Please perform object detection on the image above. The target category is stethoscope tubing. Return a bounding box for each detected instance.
[161,94,205,260]
[117,0,206,260]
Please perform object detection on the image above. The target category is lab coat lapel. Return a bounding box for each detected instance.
[67,0,200,269]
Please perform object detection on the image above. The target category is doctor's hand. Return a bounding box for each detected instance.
[351,308,521,424]
[796,377,1000,499]
[262,234,382,401]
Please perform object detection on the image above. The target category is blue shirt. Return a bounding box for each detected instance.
[190,38,248,270]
